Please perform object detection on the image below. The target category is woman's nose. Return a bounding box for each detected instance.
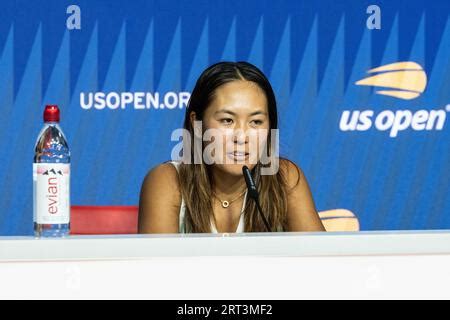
[233,126,248,144]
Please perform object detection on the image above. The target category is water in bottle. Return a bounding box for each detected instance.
[33,105,70,237]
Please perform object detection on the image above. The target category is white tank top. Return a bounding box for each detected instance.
[169,161,247,233]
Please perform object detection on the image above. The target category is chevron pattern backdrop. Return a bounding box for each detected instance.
[0,0,449,235]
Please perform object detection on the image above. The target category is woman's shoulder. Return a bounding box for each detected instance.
[141,161,181,196]
[145,160,178,177]
[278,157,304,190]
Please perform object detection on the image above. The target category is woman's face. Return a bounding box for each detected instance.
[194,80,270,177]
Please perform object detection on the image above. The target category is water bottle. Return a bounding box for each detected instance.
[33,105,70,237]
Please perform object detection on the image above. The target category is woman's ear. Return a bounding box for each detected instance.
[190,111,202,138]
[189,111,197,126]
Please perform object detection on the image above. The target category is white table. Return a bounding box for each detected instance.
[1,230,450,299]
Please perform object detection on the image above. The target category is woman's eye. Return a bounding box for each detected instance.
[251,120,263,126]
[220,118,233,125]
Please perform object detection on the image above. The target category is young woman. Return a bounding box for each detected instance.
[138,61,325,233]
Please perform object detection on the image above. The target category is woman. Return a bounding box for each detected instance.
[138,61,325,233]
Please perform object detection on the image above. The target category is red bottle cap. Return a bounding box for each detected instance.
[44,105,60,122]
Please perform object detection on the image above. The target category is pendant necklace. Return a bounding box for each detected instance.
[213,188,247,208]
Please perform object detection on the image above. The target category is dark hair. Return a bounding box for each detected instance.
[184,61,278,130]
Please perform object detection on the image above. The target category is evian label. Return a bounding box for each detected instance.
[33,163,70,224]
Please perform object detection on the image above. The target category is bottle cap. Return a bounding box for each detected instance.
[44,105,60,122]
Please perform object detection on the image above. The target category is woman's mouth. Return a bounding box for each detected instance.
[226,151,249,162]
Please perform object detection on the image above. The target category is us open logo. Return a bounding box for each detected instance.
[340,61,449,137]
[355,61,427,100]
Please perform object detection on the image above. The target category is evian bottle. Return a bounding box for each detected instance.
[33,105,70,237]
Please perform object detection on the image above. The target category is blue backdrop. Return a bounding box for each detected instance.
[0,0,449,235]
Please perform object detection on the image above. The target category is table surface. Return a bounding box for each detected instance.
[2,230,450,299]
[1,229,450,262]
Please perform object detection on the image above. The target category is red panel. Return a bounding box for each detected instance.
[70,206,138,235]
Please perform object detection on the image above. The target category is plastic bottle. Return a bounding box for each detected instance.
[33,105,70,237]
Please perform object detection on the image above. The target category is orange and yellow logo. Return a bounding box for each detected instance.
[355,61,427,100]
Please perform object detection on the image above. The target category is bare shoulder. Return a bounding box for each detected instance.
[279,158,304,191]
[142,162,180,193]
[138,162,182,233]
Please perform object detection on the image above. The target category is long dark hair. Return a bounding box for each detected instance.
[177,61,295,232]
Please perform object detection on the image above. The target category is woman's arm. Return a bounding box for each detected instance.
[281,159,326,232]
[138,163,181,233]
